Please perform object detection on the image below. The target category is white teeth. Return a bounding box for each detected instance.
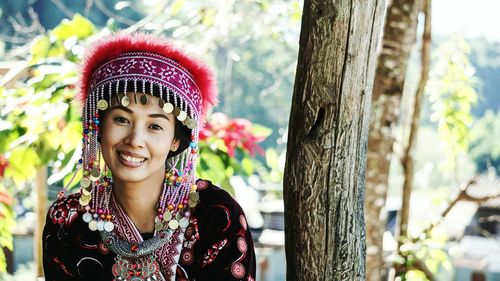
[119,153,145,163]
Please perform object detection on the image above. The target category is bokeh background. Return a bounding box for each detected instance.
[0,0,498,280]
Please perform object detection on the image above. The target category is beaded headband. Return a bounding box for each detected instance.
[88,52,201,129]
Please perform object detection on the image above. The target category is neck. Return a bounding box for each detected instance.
[112,170,164,233]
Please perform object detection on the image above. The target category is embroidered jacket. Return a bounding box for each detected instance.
[42,179,256,281]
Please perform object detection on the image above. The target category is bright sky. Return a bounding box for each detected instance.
[433,0,500,41]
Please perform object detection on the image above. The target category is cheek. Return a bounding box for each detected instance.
[100,118,121,150]
[152,134,174,159]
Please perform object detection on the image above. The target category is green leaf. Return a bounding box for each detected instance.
[292,1,302,22]
[51,14,95,40]
[265,148,279,169]
[171,0,185,15]
[241,157,253,176]
[61,121,82,153]
[201,8,216,26]
[197,150,226,185]
[5,148,39,185]
[30,36,51,63]
[252,124,272,138]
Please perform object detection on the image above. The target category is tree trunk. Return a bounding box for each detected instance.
[365,1,421,280]
[283,1,386,280]
[394,0,432,278]
[35,166,48,277]
[398,0,431,247]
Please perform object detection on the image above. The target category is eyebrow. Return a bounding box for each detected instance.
[111,106,170,121]
[148,113,170,121]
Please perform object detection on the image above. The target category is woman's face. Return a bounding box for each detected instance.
[100,93,178,184]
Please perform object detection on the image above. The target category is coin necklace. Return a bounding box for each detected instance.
[81,169,200,281]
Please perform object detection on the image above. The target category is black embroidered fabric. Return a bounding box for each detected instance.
[43,180,256,281]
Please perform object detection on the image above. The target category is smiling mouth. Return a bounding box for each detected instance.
[118,152,146,164]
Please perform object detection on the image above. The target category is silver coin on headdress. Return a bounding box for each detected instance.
[163,103,174,113]
[97,99,109,111]
[177,111,187,121]
[121,95,130,107]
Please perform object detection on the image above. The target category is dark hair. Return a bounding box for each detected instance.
[168,119,191,158]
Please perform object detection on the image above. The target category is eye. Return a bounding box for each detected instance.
[114,116,129,124]
[149,123,163,131]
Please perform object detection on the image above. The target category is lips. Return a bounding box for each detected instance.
[117,151,147,167]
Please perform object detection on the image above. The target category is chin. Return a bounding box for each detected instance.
[110,169,149,183]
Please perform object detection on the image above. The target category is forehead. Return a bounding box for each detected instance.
[109,92,165,115]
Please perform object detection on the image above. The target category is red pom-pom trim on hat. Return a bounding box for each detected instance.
[78,32,217,122]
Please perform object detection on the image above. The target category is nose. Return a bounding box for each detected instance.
[124,125,145,148]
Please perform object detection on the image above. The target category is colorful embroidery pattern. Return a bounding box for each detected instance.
[201,239,228,267]
[43,181,256,280]
[48,193,80,226]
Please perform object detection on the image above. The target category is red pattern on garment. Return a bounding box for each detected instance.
[43,180,257,281]
[180,249,194,265]
[109,194,183,280]
[180,218,199,266]
[237,237,247,254]
[231,262,245,278]
[52,257,76,277]
[98,241,110,254]
[239,214,247,231]
[214,204,231,231]
[48,193,80,226]
[201,239,227,267]
[196,180,208,190]
[76,235,98,250]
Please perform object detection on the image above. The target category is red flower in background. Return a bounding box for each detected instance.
[0,155,13,218]
[199,113,266,157]
[0,155,8,178]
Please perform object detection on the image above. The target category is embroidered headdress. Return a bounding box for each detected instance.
[70,32,217,280]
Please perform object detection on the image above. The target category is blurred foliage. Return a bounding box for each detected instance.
[138,0,300,151]
[469,110,500,174]
[197,112,271,193]
[391,229,452,281]
[0,15,90,186]
[0,15,92,272]
[1,5,293,270]
[0,0,142,52]
[427,37,478,161]
[0,183,14,272]
[1,0,301,152]
[468,39,500,116]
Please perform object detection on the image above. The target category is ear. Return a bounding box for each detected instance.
[170,138,181,152]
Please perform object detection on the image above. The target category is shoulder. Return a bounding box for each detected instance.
[192,179,249,232]
[46,192,83,227]
[195,179,242,213]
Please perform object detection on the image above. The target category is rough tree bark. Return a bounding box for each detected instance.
[283,0,386,280]
[365,1,421,280]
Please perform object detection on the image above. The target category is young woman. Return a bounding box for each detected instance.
[43,33,256,281]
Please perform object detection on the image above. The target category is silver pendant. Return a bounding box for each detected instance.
[112,255,162,281]
[88,220,98,231]
[104,221,115,232]
[82,212,92,223]
[179,217,189,228]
